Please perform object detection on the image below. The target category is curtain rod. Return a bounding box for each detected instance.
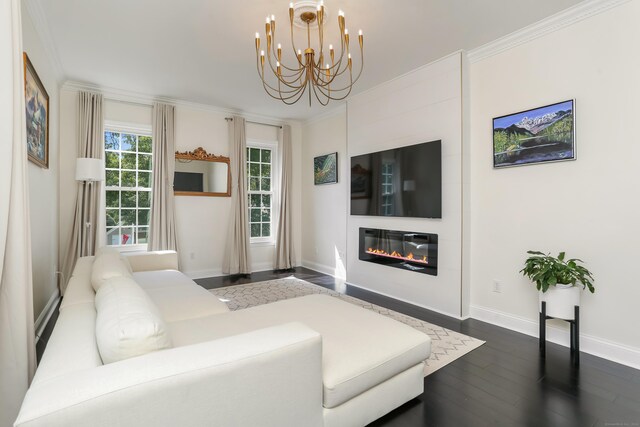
[225,117,282,129]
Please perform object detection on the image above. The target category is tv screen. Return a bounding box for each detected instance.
[174,171,204,192]
[350,140,441,218]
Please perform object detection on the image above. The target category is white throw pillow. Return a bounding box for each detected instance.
[95,276,172,364]
[91,247,133,292]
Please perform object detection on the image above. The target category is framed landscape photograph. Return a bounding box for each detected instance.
[23,52,49,168]
[493,99,575,168]
[314,152,338,185]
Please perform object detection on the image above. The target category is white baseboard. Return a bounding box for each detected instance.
[470,305,640,370]
[346,281,465,320]
[35,289,60,343]
[301,259,346,280]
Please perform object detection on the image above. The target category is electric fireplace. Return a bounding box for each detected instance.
[359,227,438,276]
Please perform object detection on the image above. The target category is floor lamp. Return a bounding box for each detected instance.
[75,158,104,254]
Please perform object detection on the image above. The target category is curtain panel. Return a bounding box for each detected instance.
[60,91,104,294]
[223,116,251,274]
[0,0,37,423]
[148,102,177,251]
[274,125,295,269]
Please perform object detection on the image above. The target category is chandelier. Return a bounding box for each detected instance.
[254,1,364,106]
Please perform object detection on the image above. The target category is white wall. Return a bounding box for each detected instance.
[22,3,60,326]
[469,1,640,364]
[59,95,302,278]
[301,107,348,279]
[346,52,466,318]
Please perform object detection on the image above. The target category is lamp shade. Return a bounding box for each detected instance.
[75,158,104,182]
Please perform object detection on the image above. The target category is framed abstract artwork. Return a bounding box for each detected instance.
[493,99,575,168]
[314,152,338,185]
[23,52,49,168]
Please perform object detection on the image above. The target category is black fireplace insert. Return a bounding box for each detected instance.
[359,227,438,276]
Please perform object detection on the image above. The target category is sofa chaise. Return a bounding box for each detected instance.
[15,249,431,427]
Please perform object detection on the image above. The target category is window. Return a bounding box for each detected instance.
[104,129,152,246]
[381,162,394,216]
[247,143,276,242]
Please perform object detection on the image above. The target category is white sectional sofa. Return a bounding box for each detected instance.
[15,250,431,427]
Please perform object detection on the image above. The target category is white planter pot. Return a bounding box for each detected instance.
[539,284,581,320]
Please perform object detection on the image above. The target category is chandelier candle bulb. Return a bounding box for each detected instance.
[277,43,282,61]
[255,33,260,52]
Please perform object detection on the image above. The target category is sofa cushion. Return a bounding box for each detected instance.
[133,270,230,322]
[91,248,133,292]
[95,276,172,364]
[167,294,431,408]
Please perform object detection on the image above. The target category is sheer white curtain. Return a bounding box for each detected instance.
[60,91,103,294]
[148,102,177,251]
[223,116,251,274]
[274,125,295,269]
[0,0,37,424]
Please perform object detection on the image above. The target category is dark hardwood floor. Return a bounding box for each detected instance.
[39,267,640,426]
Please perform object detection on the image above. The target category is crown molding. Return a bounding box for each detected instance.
[23,0,65,82]
[467,0,632,63]
[61,80,301,128]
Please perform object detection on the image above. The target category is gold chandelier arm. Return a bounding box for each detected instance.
[263,48,306,83]
[311,81,332,106]
[257,58,306,94]
[268,18,305,73]
[289,21,304,67]
[313,70,354,101]
[271,78,309,105]
[260,69,308,102]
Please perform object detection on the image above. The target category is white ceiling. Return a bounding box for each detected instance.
[35,0,584,121]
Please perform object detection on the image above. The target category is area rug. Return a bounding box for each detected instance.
[210,277,484,376]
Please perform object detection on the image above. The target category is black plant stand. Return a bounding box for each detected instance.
[539,301,580,365]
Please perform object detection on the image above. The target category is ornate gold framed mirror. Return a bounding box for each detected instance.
[174,147,231,197]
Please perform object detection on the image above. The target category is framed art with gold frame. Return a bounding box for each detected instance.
[23,52,50,168]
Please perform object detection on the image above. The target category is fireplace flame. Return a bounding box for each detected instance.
[366,248,428,264]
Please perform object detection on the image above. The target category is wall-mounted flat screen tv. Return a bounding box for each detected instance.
[174,171,204,192]
[350,140,441,218]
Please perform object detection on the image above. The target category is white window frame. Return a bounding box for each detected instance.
[247,139,278,245]
[104,121,153,252]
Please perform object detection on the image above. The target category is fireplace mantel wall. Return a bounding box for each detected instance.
[345,52,469,318]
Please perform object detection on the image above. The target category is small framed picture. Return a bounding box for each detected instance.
[493,99,575,168]
[23,52,50,169]
[314,152,338,185]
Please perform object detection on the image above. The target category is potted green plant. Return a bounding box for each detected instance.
[520,250,595,320]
